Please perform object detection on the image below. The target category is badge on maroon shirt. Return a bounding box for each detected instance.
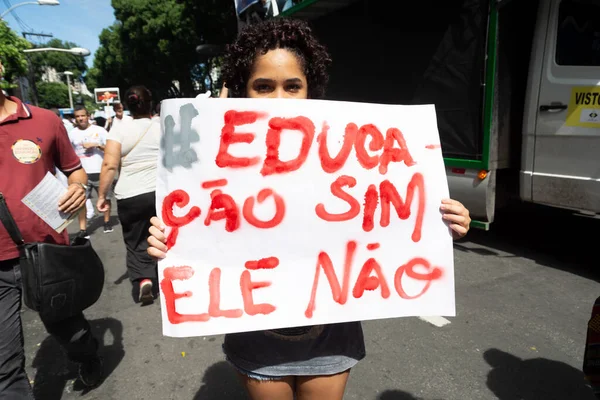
[11,139,42,164]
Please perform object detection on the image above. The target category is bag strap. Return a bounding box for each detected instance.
[0,192,25,247]
[121,120,155,162]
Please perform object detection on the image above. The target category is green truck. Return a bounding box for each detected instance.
[254,0,600,228]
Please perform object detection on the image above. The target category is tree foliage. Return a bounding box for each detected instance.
[28,38,88,84]
[0,21,31,89]
[36,81,69,109]
[91,0,237,101]
[87,22,128,92]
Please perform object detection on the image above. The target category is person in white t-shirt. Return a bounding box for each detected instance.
[97,86,159,305]
[70,105,113,237]
[106,102,133,132]
[50,108,74,188]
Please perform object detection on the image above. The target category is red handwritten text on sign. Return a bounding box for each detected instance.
[217,111,415,175]
[161,243,443,324]
[157,99,454,337]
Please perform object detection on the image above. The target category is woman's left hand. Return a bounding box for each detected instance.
[441,198,471,240]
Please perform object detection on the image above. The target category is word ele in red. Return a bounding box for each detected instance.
[161,257,278,324]
[216,111,416,176]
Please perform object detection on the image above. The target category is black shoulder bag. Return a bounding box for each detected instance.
[0,192,105,322]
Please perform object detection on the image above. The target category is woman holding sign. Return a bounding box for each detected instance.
[147,18,471,400]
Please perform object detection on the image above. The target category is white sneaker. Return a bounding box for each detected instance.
[139,279,153,304]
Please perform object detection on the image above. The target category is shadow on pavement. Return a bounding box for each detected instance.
[376,390,425,400]
[484,348,596,400]
[31,317,125,399]
[87,215,120,235]
[113,271,129,285]
[193,361,248,400]
[457,204,599,283]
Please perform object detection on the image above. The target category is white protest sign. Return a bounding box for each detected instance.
[157,98,455,337]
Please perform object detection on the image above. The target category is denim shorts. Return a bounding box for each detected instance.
[223,323,365,380]
[227,359,283,381]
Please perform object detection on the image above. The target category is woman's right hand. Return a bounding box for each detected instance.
[147,217,168,259]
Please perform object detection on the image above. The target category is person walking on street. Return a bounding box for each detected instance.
[70,105,113,236]
[0,60,103,397]
[50,108,73,189]
[105,102,132,132]
[98,86,160,305]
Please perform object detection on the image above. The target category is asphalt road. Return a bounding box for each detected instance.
[22,203,599,400]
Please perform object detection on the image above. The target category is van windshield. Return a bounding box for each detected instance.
[556,0,600,66]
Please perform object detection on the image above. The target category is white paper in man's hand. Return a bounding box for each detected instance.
[22,172,77,233]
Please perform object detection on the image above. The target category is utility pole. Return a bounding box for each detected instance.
[64,71,73,109]
[22,32,53,107]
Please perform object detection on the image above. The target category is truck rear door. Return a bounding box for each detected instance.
[532,0,600,213]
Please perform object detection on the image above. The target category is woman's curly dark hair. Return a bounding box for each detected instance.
[222,18,331,99]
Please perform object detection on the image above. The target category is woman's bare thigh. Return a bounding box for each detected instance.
[238,373,295,400]
[296,370,351,400]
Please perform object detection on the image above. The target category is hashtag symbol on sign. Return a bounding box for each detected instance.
[161,103,201,171]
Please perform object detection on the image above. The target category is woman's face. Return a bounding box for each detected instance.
[246,48,308,99]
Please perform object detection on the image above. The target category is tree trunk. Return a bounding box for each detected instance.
[207,59,214,94]
[25,55,40,106]
[179,68,195,97]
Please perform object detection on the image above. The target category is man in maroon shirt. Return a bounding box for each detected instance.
[0,61,103,397]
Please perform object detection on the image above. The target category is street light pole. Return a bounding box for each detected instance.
[0,0,59,19]
[63,71,73,109]
[23,53,39,106]
[21,32,52,106]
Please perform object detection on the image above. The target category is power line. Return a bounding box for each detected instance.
[3,1,53,45]
[22,31,54,40]
[2,0,34,32]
